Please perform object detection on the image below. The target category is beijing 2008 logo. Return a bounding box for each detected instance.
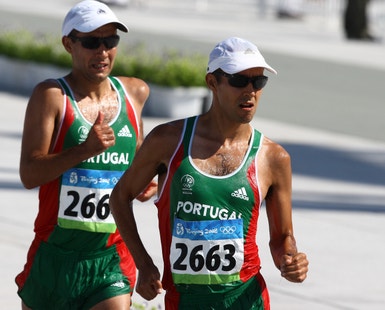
[175,222,184,235]
[69,171,78,184]
[181,174,194,191]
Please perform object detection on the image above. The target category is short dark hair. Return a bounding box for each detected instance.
[211,69,225,82]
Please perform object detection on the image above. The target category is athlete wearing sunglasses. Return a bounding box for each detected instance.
[68,34,120,50]
[16,1,158,310]
[110,36,309,310]
[215,70,268,90]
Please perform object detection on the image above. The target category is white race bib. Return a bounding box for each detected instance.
[170,217,244,285]
[58,168,122,233]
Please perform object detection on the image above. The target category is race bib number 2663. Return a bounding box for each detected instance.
[170,217,244,285]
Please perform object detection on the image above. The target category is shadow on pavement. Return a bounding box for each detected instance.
[282,142,385,187]
[293,197,385,213]
[282,142,385,213]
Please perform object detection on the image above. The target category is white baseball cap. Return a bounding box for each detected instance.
[207,37,277,75]
[62,0,129,36]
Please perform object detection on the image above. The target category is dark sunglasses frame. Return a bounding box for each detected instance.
[217,71,268,90]
[69,35,120,50]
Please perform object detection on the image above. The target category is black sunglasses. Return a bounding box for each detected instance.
[69,35,120,50]
[218,71,268,90]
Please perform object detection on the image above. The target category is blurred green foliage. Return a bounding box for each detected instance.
[0,30,207,87]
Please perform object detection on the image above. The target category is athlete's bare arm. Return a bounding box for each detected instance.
[258,137,308,283]
[19,81,115,189]
[110,120,184,300]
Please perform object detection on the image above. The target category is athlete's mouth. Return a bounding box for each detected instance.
[239,101,254,108]
[93,63,108,70]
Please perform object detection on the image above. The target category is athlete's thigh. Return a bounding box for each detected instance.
[90,294,131,310]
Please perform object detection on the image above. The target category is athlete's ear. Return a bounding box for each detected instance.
[205,73,217,91]
[62,36,73,53]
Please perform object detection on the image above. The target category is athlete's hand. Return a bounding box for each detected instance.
[136,263,163,300]
[280,252,308,283]
[136,180,158,202]
[85,111,115,155]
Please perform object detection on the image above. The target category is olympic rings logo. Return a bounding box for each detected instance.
[220,226,237,234]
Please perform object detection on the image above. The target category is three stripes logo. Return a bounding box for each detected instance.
[231,187,249,201]
[117,125,132,138]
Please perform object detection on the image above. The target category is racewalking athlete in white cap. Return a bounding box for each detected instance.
[110,37,309,310]
[15,1,156,309]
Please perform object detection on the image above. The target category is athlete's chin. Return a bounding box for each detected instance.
[240,117,253,124]
[238,112,255,124]
[92,73,110,83]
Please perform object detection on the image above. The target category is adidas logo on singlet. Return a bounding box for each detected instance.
[110,280,125,288]
[117,125,132,137]
[231,187,249,201]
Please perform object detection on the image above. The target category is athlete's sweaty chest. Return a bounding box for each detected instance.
[76,92,119,124]
[190,138,251,177]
